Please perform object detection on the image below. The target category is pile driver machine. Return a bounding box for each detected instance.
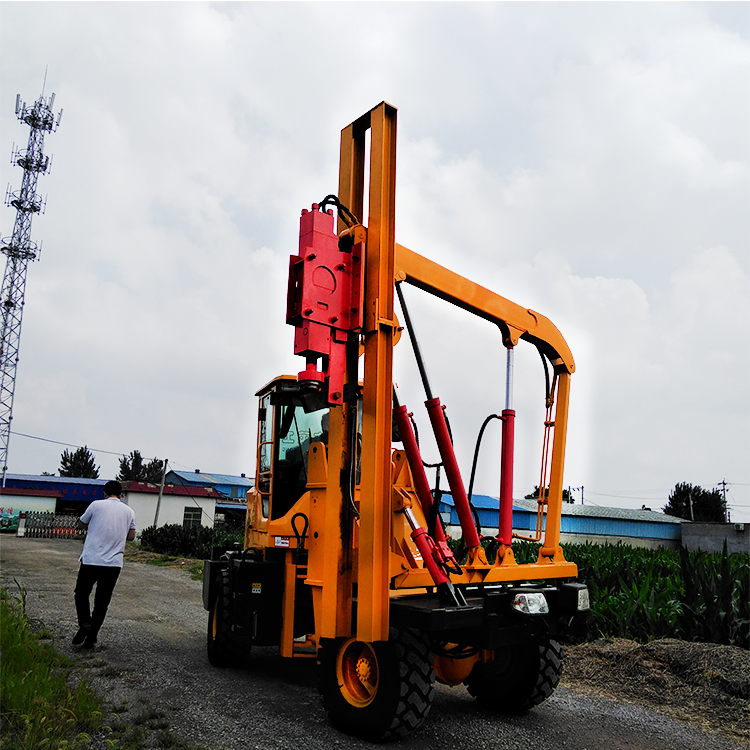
[203,102,589,741]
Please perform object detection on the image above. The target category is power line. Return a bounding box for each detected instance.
[10,430,159,462]
[10,429,233,478]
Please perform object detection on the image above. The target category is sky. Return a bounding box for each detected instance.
[0,2,748,523]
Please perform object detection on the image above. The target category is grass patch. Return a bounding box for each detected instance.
[124,545,205,582]
[0,584,103,749]
[156,730,211,750]
[147,554,180,566]
[133,707,170,730]
[107,718,148,750]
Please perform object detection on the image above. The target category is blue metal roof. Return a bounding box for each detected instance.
[166,470,254,487]
[439,494,683,541]
[5,474,107,485]
[3,475,108,504]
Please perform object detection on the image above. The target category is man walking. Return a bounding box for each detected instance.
[73,480,136,648]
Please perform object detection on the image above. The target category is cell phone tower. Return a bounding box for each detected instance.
[0,88,62,486]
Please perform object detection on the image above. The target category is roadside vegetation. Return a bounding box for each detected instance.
[139,524,243,560]
[0,583,103,749]
[1,581,210,750]
[454,538,750,648]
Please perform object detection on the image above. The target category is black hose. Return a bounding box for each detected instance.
[537,345,551,403]
[466,413,503,538]
[317,195,359,228]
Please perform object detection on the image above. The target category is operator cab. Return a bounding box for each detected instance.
[255,376,329,521]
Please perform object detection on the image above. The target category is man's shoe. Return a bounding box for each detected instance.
[81,634,97,649]
[72,623,91,645]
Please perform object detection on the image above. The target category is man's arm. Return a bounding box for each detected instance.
[126,528,136,542]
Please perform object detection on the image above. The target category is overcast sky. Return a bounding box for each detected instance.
[1,2,748,522]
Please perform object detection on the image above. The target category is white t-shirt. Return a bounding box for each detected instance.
[79,497,137,568]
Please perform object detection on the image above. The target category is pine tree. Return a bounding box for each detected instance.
[118,450,164,483]
[59,446,100,478]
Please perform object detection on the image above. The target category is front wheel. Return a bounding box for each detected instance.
[206,569,245,667]
[466,639,562,714]
[318,626,434,741]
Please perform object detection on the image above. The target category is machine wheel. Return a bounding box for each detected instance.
[318,626,435,741]
[465,639,562,714]
[207,569,245,667]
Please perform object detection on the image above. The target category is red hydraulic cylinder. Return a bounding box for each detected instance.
[498,409,515,546]
[393,404,448,546]
[403,508,450,587]
[425,397,481,549]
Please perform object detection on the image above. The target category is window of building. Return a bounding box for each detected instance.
[183,506,202,529]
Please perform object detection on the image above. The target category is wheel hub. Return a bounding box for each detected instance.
[337,639,379,707]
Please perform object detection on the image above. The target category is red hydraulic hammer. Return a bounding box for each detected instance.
[286,204,364,404]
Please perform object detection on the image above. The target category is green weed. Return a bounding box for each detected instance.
[0,588,103,749]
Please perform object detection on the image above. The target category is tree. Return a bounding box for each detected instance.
[525,485,572,503]
[663,482,726,523]
[118,450,164,483]
[59,446,100,478]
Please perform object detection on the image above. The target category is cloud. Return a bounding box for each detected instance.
[0,2,747,519]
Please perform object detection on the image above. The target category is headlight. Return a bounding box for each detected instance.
[512,592,549,615]
[577,588,590,611]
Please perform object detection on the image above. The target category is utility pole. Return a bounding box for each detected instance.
[0,85,62,486]
[154,458,168,527]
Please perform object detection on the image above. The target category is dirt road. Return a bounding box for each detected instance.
[0,537,744,750]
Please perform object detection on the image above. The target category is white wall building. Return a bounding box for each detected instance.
[122,481,222,530]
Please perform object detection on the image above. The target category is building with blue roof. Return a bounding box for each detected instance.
[439,493,684,549]
[165,470,253,501]
[2,474,107,512]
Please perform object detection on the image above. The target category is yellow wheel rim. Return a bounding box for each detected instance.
[336,638,379,707]
[211,598,219,641]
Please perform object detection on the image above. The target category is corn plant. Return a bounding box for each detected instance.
[448,536,749,647]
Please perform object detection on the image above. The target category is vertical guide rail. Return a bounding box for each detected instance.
[540,371,570,555]
[340,103,398,643]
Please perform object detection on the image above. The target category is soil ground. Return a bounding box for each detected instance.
[563,638,749,743]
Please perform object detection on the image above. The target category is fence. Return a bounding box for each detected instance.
[17,512,85,539]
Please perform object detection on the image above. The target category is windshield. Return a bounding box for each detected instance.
[272,404,327,519]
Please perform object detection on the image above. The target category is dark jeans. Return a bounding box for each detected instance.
[74,564,121,636]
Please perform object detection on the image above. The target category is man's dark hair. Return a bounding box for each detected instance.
[103,480,123,497]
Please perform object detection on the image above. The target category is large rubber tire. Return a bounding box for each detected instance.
[466,639,562,714]
[318,626,435,742]
[206,570,246,668]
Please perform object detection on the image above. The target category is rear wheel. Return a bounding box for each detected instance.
[207,569,245,667]
[318,626,434,741]
[466,639,562,714]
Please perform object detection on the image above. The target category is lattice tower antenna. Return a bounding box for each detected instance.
[0,89,62,486]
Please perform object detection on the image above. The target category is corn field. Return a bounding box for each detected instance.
[448,538,749,649]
